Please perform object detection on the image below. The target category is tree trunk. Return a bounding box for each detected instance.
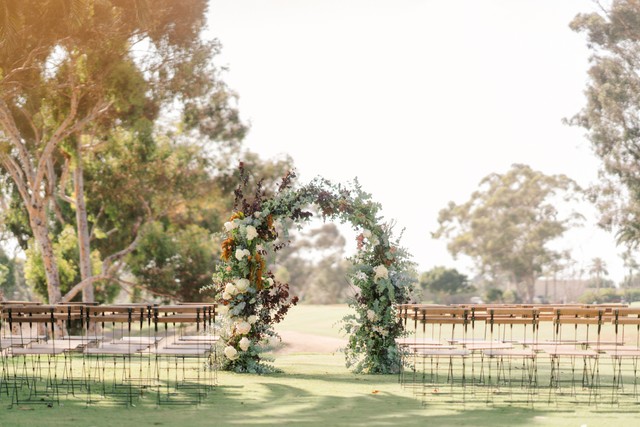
[525,277,535,303]
[74,140,94,303]
[29,205,62,303]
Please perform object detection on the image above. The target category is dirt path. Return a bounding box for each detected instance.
[274,330,347,354]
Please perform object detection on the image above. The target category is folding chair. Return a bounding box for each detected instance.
[152,304,215,405]
[83,305,151,405]
[480,308,539,404]
[607,307,640,405]
[396,304,447,388]
[415,307,470,404]
[5,305,60,407]
[543,307,603,405]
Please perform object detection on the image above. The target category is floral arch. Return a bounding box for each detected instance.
[208,165,415,374]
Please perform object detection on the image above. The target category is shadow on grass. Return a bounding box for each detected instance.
[3,356,637,427]
[206,381,550,427]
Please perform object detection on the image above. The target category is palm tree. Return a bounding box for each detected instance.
[589,257,609,295]
[621,248,639,301]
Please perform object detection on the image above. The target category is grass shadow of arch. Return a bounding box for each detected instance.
[205,381,550,427]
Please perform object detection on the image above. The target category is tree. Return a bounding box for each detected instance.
[0,247,14,299]
[274,223,351,304]
[621,247,640,299]
[419,266,473,304]
[569,1,640,246]
[588,256,609,294]
[541,250,574,303]
[0,1,245,303]
[433,164,583,302]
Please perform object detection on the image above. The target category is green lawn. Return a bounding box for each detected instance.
[274,304,351,339]
[1,304,639,427]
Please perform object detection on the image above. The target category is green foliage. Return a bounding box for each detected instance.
[569,1,640,246]
[0,247,15,297]
[24,225,115,303]
[484,287,504,304]
[419,266,475,304]
[578,288,623,304]
[502,289,522,304]
[420,266,472,295]
[433,164,583,302]
[0,0,248,304]
[128,222,216,303]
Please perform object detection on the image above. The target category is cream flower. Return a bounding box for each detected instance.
[373,265,389,281]
[245,225,258,241]
[367,309,377,322]
[235,248,250,261]
[222,291,232,301]
[235,278,250,293]
[236,320,251,335]
[224,346,239,360]
[247,315,258,324]
[217,304,229,315]
[225,282,237,295]
[224,221,238,232]
[363,229,372,239]
[239,337,251,351]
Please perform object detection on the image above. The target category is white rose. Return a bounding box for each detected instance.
[254,211,262,218]
[373,265,389,281]
[236,320,251,335]
[363,229,372,239]
[225,282,237,295]
[247,315,258,324]
[217,305,229,315]
[245,225,258,241]
[224,221,234,232]
[235,248,250,261]
[367,309,377,322]
[224,346,239,360]
[235,278,250,293]
[239,337,251,351]
[222,291,232,301]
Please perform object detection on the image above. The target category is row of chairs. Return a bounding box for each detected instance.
[397,304,640,407]
[0,302,218,407]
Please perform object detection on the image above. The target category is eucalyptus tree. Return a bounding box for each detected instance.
[433,164,584,302]
[0,1,245,302]
[570,0,640,246]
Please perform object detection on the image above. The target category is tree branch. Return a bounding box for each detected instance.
[61,217,146,302]
[0,154,30,204]
[89,205,105,241]
[57,154,74,204]
[32,84,80,194]
[0,100,34,185]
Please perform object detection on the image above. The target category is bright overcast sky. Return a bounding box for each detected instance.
[206,0,628,283]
